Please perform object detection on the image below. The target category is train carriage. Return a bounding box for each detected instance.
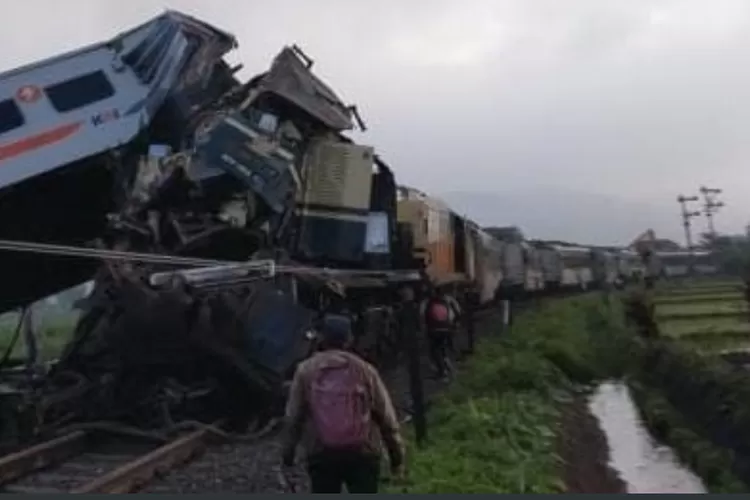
[533,242,563,291]
[589,248,618,288]
[653,250,718,278]
[523,243,545,293]
[552,244,595,291]
[614,249,645,282]
[0,10,241,312]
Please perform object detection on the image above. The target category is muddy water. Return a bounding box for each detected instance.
[588,381,707,494]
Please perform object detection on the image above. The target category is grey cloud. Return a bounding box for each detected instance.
[1,0,748,244]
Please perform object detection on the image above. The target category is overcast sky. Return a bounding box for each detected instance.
[2,0,749,244]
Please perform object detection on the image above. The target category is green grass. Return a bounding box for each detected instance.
[652,293,750,353]
[655,293,744,304]
[659,316,750,338]
[389,296,631,493]
[659,284,741,293]
[0,315,77,362]
[676,336,750,356]
[656,300,747,317]
[655,279,742,295]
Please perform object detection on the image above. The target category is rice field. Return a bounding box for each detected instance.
[656,300,748,318]
[655,292,746,304]
[654,279,750,357]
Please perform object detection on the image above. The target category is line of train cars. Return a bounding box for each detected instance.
[394,186,647,305]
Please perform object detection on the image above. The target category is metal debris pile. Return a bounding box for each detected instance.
[0,40,413,444]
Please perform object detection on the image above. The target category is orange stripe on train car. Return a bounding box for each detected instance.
[0,122,83,162]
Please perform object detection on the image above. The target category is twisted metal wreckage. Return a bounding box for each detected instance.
[0,11,426,445]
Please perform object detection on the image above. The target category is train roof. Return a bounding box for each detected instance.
[549,244,593,253]
[396,185,450,209]
[655,250,713,257]
[0,10,237,82]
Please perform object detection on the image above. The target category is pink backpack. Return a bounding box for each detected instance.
[309,359,371,450]
[428,301,450,323]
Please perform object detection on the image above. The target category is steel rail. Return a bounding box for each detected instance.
[71,425,219,494]
[0,431,89,485]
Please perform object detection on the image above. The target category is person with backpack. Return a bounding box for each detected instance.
[281,314,405,493]
[443,287,463,355]
[419,286,459,380]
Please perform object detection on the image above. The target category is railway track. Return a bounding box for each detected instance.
[0,424,218,494]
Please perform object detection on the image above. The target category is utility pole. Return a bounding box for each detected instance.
[677,194,701,274]
[699,186,724,242]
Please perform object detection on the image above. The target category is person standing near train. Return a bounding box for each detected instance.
[419,286,461,380]
[282,314,405,493]
[462,287,479,355]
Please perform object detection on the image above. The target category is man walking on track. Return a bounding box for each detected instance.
[282,314,405,493]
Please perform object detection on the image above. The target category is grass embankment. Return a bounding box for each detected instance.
[623,340,750,492]
[621,282,749,492]
[628,380,745,493]
[390,296,630,493]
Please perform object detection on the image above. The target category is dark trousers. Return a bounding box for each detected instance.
[427,328,452,377]
[307,450,381,493]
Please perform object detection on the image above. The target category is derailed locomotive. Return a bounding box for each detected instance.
[0,10,644,440]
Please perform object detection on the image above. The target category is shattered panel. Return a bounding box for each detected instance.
[257,48,353,131]
[195,111,299,214]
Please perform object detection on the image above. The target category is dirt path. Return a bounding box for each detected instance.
[558,394,627,494]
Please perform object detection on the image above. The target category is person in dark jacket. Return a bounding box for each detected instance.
[282,314,405,493]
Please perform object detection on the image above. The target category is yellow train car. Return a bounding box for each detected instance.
[396,186,459,285]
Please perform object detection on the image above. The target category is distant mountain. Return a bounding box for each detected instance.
[441,188,683,247]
